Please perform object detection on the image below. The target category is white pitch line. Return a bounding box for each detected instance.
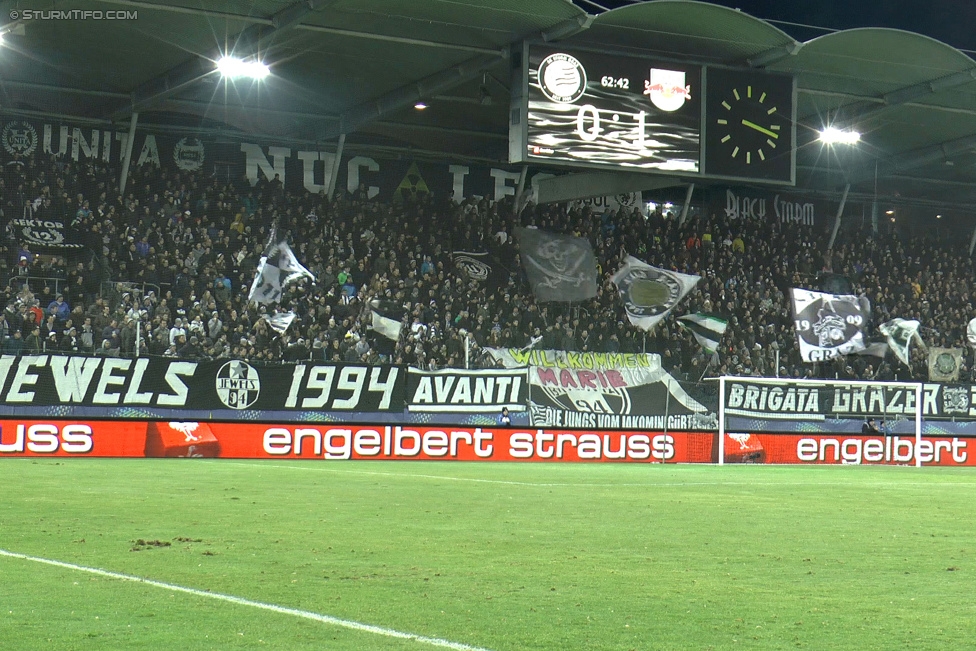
[0,548,492,651]
[219,462,976,489]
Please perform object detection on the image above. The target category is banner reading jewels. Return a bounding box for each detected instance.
[484,348,716,430]
[0,355,404,419]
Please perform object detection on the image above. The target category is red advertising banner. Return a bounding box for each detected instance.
[1,419,973,466]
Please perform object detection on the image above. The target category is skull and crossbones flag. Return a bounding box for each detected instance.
[791,288,870,362]
[516,227,597,302]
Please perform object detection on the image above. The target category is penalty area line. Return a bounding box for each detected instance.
[0,548,492,651]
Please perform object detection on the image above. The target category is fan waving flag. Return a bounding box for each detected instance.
[878,318,921,367]
[369,299,404,341]
[248,231,314,305]
[678,313,728,354]
[516,227,597,302]
[266,311,298,335]
[612,257,700,331]
[791,288,870,362]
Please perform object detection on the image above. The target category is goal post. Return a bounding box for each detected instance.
[717,376,924,467]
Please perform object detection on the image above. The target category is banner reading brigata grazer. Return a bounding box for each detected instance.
[723,379,976,434]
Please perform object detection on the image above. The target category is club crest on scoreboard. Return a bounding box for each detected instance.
[537,53,587,104]
[644,69,692,112]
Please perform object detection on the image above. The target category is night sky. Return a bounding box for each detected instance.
[587,0,976,53]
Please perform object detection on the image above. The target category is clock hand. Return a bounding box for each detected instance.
[741,119,779,139]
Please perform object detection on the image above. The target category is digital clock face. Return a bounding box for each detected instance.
[523,47,701,172]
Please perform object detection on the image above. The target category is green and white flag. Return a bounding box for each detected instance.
[678,313,728,354]
[878,318,921,367]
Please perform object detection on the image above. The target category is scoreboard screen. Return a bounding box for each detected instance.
[511,44,796,185]
[518,46,701,172]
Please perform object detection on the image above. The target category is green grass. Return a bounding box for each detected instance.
[2,460,976,650]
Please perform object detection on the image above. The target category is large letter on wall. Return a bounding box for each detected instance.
[347,156,380,199]
[240,143,290,187]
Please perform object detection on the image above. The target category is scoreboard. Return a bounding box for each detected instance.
[510,44,795,185]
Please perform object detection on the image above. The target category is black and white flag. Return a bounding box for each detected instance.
[452,251,504,291]
[453,251,492,283]
[369,299,404,342]
[878,318,921,367]
[790,288,870,362]
[266,311,298,335]
[248,231,314,305]
[516,227,597,302]
[612,257,700,331]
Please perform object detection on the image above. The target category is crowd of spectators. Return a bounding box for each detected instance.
[1,150,973,383]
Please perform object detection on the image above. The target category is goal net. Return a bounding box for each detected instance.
[717,376,924,467]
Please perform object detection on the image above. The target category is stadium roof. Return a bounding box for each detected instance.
[5,0,976,211]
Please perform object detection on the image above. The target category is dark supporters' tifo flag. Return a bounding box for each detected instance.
[612,256,700,331]
[452,251,504,291]
[929,347,962,382]
[878,318,921,367]
[515,227,597,302]
[790,288,870,362]
[248,231,314,305]
[678,313,728,354]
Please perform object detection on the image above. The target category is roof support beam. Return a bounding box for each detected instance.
[96,0,503,54]
[319,53,505,141]
[822,68,976,126]
[111,0,324,119]
[747,41,802,68]
[846,132,976,186]
[318,13,593,141]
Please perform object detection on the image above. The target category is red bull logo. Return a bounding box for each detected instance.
[644,68,691,112]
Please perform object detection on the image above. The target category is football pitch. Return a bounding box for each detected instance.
[2,460,975,650]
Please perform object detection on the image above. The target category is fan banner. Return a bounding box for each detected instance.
[722,379,976,435]
[790,288,870,361]
[515,227,598,302]
[929,347,963,382]
[4,420,976,467]
[0,355,404,416]
[483,348,715,429]
[406,368,528,413]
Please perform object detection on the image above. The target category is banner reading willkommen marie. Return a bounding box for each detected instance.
[485,348,715,429]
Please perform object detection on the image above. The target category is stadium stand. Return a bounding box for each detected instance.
[0,150,970,383]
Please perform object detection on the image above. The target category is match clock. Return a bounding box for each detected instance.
[704,68,795,183]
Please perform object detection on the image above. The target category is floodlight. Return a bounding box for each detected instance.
[216,56,270,80]
[414,102,428,110]
[819,126,860,145]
